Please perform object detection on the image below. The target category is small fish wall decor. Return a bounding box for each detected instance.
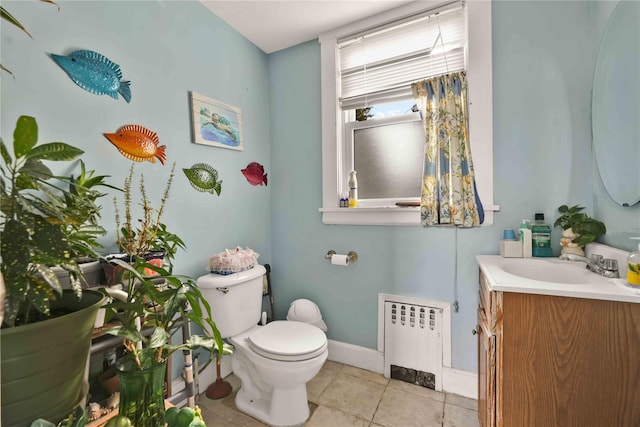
[183,163,222,196]
[103,125,166,164]
[50,50,131,103]
[241,162,267,186]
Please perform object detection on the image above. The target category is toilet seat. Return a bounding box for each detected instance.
[247,321,327,361]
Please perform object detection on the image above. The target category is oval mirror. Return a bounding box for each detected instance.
[592,0,640,207]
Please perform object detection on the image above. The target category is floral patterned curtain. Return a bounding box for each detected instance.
[411,71,484,227]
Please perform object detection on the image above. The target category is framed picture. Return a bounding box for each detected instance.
[190,91,243,151]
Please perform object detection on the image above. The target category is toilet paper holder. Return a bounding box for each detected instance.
[325,250,358,264]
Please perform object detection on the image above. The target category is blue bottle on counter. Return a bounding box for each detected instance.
[531,213,553,257]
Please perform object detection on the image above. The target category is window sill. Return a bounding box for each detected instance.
[320,206,421,226]
[320,205,499,226]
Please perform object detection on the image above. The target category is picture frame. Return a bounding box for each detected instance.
[190,91,243,151]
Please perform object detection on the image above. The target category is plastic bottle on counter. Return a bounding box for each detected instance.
[519,220,532,258]
[348,170,358,208]
[531,213,553,257]
[627,237,640,288]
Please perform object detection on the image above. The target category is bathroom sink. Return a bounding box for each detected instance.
[501,260,606,285]
[476,245,640,304]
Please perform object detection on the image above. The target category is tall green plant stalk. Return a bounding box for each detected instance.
[114,163,176,258]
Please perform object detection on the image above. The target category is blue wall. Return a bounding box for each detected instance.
[3,0,638,375]
[268,0,640,374]
[1,0,272,277]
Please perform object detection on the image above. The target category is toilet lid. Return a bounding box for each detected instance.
[248,321,327,361]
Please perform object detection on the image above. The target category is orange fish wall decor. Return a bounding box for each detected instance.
[103,124,166,164]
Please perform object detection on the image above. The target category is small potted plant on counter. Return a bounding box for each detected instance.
[554,204,606,256]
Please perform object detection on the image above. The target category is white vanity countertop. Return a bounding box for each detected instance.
[476,254,640,304]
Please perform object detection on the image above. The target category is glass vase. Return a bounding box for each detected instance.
[116,350,166,427]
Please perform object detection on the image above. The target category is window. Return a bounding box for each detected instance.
[319,0,496,225]
[345,110,424,205]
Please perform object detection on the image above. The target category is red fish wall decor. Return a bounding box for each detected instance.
[241,162,267,186]
[103,124,166,164]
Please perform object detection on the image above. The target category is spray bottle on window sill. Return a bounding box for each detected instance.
[348,170,358,208]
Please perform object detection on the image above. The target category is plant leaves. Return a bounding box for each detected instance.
[0,138,12,165]
[20,157,53,180]
[0,63,15,77]
[109,325,145,343]
[0,6,33,38]
[14,173,37,190]
[39,0,60,12]
[32,263,63,296]
[26,142,84,161]
[13,115,37,158]
[32,216,72,260]
[148,327,170,349]
[26,275,58,316]
[1,219,31,298]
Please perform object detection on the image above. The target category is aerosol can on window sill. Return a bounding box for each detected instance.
[348,170,358,207]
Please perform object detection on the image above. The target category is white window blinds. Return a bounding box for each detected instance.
[338,2,465,110]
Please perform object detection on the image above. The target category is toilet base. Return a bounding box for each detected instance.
[236,384,310,427]
[228,324,327,426]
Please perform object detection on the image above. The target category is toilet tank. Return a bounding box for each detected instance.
[197,265,266,338]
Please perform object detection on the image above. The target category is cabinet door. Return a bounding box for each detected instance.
[478,309,496,427]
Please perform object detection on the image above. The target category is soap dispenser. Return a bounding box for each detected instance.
[519,220,532,258]
[627,237,640,288]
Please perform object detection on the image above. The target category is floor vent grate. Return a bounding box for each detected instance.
[390,364,436,390]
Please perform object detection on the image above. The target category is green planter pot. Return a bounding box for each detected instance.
[116,350,167,427]
[1,289,105,427]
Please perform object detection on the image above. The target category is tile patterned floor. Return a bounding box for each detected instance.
[197,361,479,427]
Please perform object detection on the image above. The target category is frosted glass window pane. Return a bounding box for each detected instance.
[353,121,424,199]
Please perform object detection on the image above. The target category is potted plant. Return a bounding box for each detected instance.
[553,204,607,256]
[102,164,185,284]
[102,164,229,426]
[0,116,106,426]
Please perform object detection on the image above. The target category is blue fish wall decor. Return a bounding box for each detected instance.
[50,50,131,103]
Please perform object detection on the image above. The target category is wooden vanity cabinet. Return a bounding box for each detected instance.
[477,270,640,427]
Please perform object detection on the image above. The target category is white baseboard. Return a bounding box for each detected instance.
[327,339,384,374]
[187,339,477,402]
[443,366,477,399]
[328,339,477,399]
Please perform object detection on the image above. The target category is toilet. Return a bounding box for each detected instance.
[197,265,328,426]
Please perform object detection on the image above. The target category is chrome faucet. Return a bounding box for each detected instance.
[559,253,619,278]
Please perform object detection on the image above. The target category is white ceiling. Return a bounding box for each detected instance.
[200,1,415,54]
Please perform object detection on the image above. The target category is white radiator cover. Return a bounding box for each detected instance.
[379,294,450,392]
